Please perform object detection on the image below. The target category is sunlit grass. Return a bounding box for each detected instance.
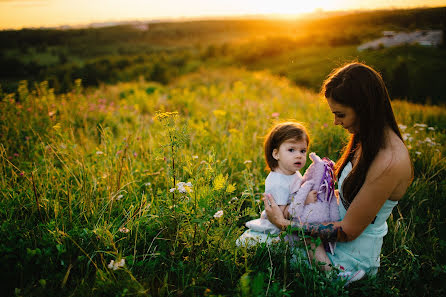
[1,68,445,296]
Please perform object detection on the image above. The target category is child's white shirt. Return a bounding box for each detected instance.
[265,171,303,205]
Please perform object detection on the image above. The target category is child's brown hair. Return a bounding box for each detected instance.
[264,122,310,171]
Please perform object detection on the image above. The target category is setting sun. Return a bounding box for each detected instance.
[0,0,445,29]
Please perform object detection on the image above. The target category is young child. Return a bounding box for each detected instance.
[262,122,315,221]
[236,122,314,234]
[237,122,337,273]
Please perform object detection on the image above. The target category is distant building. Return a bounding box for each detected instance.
[133,23,149,31]
[357,30,443,51]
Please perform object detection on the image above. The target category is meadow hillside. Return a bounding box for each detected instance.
[1,68,445,296]
[1,7,446,104]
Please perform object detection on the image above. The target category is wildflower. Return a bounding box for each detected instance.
[213,110,227,118]
[413,123,427,128]
[145,182,151,186]
[177,182,193,193]
[13,153,19,157]
[213,210,224,218]
[153,111,178,121]
[108,260,116,270]
[19,172,24,176]
[116,150,123,155]
[213,174,226,191]
[133,152,137,157]
[108,259,125,270]
[226,183,236,194]
[116,194,123,201]
[244,160,252,164]
[192,155,198,159]
[119,227,130,233]
[169,188,176,193]
[398,124,407,130]
[428,127,435,131]
[415,151,421,155]
[271,112,280,118]
[402,133,412,142]
[96,151,104,155]
[424,137,435,146]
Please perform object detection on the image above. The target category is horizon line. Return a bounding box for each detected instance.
[1,5,445,31]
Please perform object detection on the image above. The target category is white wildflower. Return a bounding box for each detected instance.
[178,184,187,193]
[117,259,125,268]
[145,182,151,186]
[402,133,411,141]
[424,137,436,146]
[192,155,198,159]
[119,227,130,233]
[415,151,421,155]
[116,194,123,201]
[213,210,224,218]
[96,151,104,155]
[176,182,193,193]
[398,124,407,130]
[428,127,435,131]
[108,259,125,270]
[244,160,252,164]
[169,188,176,193]
[414,123,427,128]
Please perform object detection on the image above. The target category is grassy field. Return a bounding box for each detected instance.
[1,68,445,296]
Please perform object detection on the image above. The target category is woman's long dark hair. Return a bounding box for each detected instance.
[322,62,403,208]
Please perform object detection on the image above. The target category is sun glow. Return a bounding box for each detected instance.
[0,0,445,29]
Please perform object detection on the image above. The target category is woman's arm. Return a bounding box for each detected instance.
[263,194,348,241]
[264,153,408,242]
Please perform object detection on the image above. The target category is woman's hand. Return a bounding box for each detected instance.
[264,193,348,242]
[263,193,289,230]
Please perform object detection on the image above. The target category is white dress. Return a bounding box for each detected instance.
[236,171,302,247]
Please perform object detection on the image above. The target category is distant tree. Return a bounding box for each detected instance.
[390,60,410,100]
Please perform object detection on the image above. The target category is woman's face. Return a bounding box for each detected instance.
[326,97,359,134]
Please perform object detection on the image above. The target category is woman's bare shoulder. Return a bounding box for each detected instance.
[366,132,412,195]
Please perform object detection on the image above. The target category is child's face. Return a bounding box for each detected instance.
[272,138,307,175]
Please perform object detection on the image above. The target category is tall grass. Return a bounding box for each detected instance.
[1,68,445,296]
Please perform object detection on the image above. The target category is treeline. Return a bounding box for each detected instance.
[1,6,445,103]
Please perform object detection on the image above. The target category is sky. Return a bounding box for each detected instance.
[0,0,445,30]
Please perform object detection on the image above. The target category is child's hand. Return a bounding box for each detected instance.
[283,205,290,219]
[304,190,317,205]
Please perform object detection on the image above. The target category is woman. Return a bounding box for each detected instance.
[263,62,413,276]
